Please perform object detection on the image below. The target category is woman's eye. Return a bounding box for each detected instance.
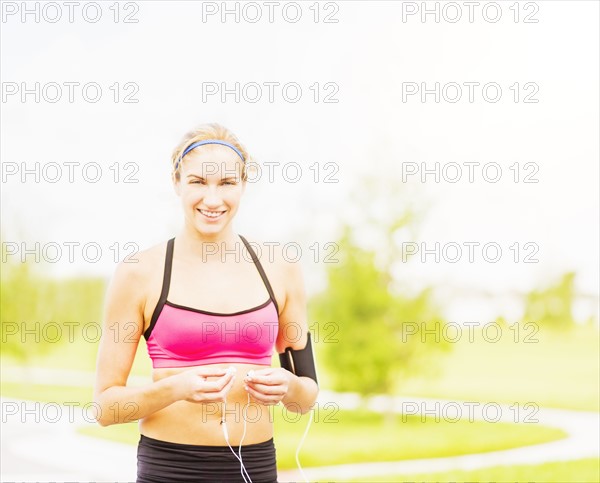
[190,179,205,184]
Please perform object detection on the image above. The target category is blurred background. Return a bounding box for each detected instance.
[1,1,598,482]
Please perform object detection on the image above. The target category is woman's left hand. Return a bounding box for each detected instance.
[243,367,292,405]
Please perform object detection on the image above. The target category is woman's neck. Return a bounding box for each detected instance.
[176,226,242,263]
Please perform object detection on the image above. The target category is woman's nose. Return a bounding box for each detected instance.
[202,185,222,206]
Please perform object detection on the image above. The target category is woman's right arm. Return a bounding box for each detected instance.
[93,257,234,427]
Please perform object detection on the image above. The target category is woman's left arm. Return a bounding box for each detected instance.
[244,256,319,414]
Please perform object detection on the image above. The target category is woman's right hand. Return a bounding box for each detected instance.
[174,367,236,403]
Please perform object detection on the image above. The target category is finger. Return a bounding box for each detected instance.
[244,384,281,405]
[250,367,278,377]
[245,382,285,396]
[221,374,236,396]
[195,367,230,378]
[202,372,235,392]
[199,376,236,403]
[245,373,280,386]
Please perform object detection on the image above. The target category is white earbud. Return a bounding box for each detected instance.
[221,418,229,440]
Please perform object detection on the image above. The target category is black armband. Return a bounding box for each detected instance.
[279,332,318,386]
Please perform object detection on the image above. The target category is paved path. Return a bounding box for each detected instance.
[1,402,137,482]
[1,368,598,482]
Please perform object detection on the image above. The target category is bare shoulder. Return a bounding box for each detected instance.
[113,240,167,279]
[107,239,170,304]
[244,236,305,298]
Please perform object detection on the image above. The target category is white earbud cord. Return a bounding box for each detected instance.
[221,373,313,483]
[237,393,252,482]
[295,408,313,483]
[221,398,252,483]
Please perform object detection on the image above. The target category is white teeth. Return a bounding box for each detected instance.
[200,209,225,218]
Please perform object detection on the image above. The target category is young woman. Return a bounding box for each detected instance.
[93,123,319,483]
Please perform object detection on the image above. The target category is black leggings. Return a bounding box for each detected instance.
[136,434,278,483]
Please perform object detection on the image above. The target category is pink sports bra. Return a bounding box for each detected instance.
[143,235,280,368]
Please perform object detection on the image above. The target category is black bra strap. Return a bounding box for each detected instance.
[160,237,175,301]
[239,235,280,315]
[144,237,175,340]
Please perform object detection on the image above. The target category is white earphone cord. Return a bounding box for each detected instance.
[221,396,313,483]
[222,398,252,483]
[238,394,252,482]
[295,408,313,483]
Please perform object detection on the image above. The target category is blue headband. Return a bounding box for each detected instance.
[174,139,245,172]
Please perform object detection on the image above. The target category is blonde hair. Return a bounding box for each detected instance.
[171,123,250,182]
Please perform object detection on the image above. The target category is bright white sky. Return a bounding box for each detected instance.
[1,1,598,323]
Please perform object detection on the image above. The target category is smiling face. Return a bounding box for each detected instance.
[174,144,246,240]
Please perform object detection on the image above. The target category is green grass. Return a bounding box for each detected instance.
[1,334,153,376]
[395,325,600,412]
[1,332,280,377]
[2,324,597,472]
[79,408,566,469]
[5,325,599,412]
[273,409,566,469]
[3,321,598,412]
[345,457,600,483]
[0,382,567,470]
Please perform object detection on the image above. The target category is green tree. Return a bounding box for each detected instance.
[1,254,105,363]
[309,225,451,399]
[522,272,579,329]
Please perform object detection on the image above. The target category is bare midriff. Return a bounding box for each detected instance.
[140,362,274,446]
